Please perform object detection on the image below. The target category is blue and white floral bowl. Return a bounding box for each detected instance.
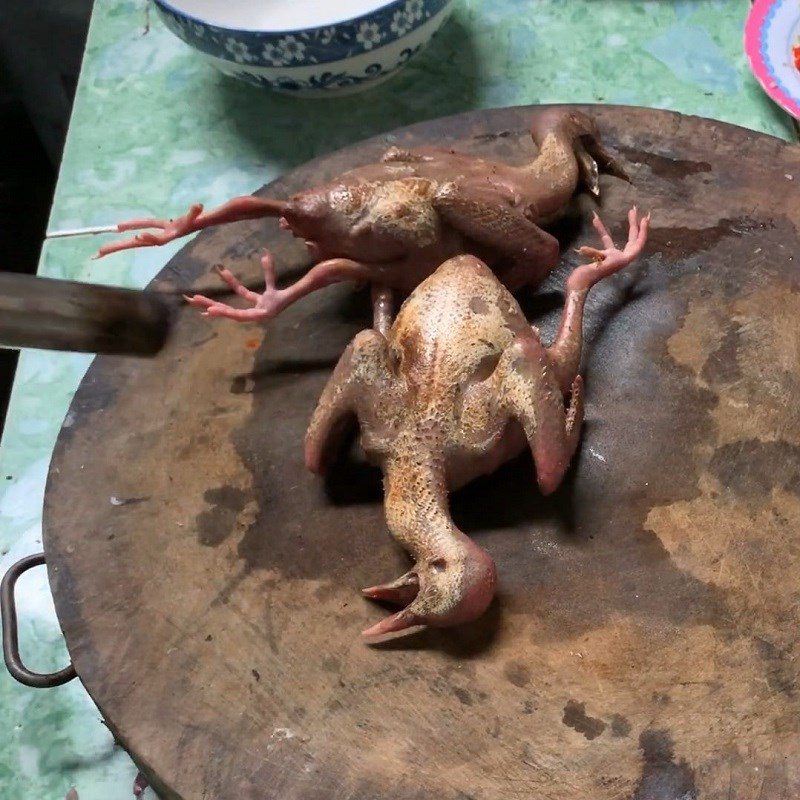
[153,0,456,96]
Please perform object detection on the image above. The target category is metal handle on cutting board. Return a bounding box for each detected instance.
[1,553,77,687]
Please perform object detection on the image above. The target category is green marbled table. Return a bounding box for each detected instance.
[0,1,793,797]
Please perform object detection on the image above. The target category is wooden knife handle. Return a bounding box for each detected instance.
[0,272,175,356]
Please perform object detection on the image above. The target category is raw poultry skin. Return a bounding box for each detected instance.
[305,209,649,637]
[96,108,628,331]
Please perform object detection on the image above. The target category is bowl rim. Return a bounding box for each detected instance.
[152,0,425,35]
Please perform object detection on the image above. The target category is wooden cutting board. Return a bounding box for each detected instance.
[43,105,800,800]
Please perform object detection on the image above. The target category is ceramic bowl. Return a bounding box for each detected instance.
[153,0,456,96]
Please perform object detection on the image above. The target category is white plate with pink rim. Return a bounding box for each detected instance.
[745,0,800,119]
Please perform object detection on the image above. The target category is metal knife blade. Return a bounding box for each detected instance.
[0,272,176,357]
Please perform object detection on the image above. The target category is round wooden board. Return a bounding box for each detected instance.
[44,106,800,800]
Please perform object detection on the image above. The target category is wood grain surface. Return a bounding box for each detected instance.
[44,105,800,800]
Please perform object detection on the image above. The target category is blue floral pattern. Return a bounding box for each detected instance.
[356,21,383,51]
[154,0,449,67]
[235,45,424,92]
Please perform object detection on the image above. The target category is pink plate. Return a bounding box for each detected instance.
[745,0,800,119]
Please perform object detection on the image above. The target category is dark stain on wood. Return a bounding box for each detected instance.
[633,730,696,800]
[615,144,711,180]
[503,660,531,687]
[610,714,631,738]
[710,439,800,502]
[197,486,249,547]
[562,700,606,740]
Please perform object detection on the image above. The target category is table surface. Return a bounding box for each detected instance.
[0,1,794,798]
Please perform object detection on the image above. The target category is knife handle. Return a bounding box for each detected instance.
[0,272,175,356]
